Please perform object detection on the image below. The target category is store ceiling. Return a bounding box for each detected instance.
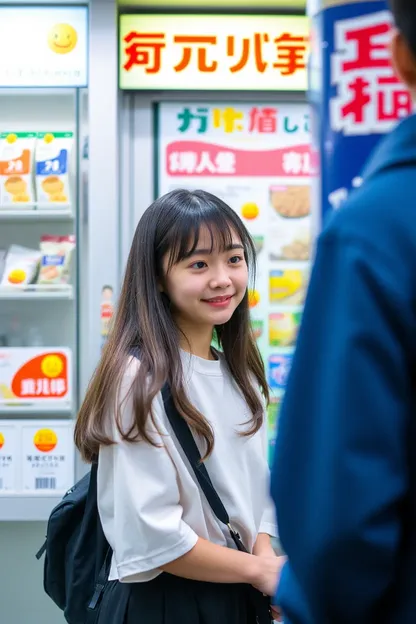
[121,0,306,8]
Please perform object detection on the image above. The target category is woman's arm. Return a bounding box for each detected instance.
[161,537,281,596]
[253,533,275,558]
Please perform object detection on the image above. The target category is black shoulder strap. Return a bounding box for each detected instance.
[161,384,247,552]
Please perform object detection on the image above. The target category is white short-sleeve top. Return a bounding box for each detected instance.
[97,350,278,583]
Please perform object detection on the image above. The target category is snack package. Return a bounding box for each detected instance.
[0,132,36,207]
[36,132,73,206]
[37,235,75,285]
[0,245,41,287]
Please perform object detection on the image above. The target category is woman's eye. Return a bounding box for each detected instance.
[229,255,242,264]
[190,261,207,269]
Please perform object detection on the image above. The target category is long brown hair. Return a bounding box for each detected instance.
[75,189,269,463]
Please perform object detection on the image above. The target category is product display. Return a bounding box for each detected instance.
[0,420,74,494]
[0,236,75,288]
[0,131,73,209]
[0,245,42,286]
[0,132,36,206]
[0,347,72,408]
[37,235,76,285]
[36,132,73,205]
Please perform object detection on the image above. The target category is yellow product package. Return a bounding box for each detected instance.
[37,235,76,285]
[0,132,36,207]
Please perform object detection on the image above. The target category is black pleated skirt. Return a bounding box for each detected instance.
[96,573,272,624]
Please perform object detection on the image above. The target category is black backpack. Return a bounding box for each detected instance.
[36,385,256,624]
[36,461,111,624]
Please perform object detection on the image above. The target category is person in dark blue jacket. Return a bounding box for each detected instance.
[271,1,416,622]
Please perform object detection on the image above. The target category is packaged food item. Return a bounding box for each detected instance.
[21,420,74,493]
[269,269,307,305]
[269,312,302,347]
[0,245,41,287]
[270,185,310,219]
[37,235,76,285]
[0,132,36,207]
[0,347,72,409]
[268,353,293,390]
[0,421,19,493]
[36,132,73,206]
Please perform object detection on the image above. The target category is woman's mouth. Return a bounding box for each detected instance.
[202,295,233,308]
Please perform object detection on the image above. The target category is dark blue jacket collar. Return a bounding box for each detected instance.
[363,113,416,182]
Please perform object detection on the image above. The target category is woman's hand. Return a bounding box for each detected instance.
[252,554,286,597]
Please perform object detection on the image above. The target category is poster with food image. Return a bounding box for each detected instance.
[157,102,311,371]
[269,267,308,306]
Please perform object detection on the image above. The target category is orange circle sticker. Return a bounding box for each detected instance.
[241,202,259,220]
[33,429,58,453]
[0,432,4,450]
[248,290,260,308]
[41,354,64,378]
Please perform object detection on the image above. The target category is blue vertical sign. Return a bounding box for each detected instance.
[309,0,412,225]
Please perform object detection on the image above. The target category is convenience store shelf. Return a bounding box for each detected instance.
[0,208,73,221]
[0,284,73,300]
[0,404,73,416]
[0,494,61,521]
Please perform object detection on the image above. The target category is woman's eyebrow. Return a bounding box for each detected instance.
[186,243,244,257]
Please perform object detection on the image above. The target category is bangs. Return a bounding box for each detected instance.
[163,194,256,275]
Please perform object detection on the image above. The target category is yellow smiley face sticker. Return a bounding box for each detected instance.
[0,432,4,450]
[41,354,64,379]
[48,23,78,55]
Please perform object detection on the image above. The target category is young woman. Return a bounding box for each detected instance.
[75,189,284,624]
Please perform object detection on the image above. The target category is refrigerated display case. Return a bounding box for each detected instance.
[0,4,89,523]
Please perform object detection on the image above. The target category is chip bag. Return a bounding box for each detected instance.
[37,235,76,285]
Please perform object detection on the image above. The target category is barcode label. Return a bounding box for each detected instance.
[35,478,56,490]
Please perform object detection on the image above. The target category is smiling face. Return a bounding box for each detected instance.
[162,224,249,335]
[48,24,78,55]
